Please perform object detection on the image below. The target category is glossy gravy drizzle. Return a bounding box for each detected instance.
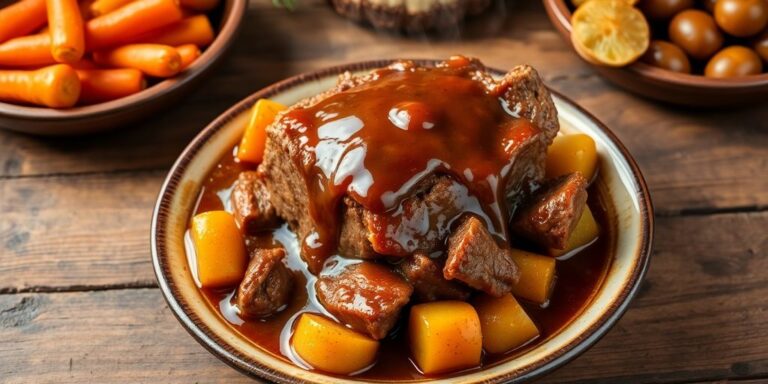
[278,62,540,270]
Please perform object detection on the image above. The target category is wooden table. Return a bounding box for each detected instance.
[1,1,767,383]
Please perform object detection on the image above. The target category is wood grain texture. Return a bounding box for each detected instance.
[0,171,162,292]
[0,289,247,384]
[1,212,766,383]
[0,0,765,213]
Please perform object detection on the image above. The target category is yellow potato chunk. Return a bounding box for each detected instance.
[190,210,247,288]
[546,133,598,181]
[474,294,540,354]
[237,99,286,164]
[409,301,482,375]
[292,313,379,375]
[549,206,600,257]
[509,249,557,304]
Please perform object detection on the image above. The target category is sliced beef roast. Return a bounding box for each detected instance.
[315,262,413,340]
[511,172,588,250]
[235,247,294,318]
[444,216,520,297]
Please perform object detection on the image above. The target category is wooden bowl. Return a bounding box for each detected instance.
[0,0,246,136]
[543,0,768,107]
[151,60,654,383]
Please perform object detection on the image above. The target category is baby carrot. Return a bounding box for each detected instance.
[0,0,48,44]
[85,0,183,51]
[133,15,214,47]
[89,0,133,16]
[179,0,218,11]
[47,0,86,63]
[77,68,145,103]
[0,33,56,67]
[93,44,181,77]
[0,64,81,108]
[176,43,200,69]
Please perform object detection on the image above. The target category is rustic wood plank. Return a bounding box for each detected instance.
[0,289,247,384]
[1,212,766,383]
[0,172,162,292]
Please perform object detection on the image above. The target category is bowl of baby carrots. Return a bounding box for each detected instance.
[0,0,245,135]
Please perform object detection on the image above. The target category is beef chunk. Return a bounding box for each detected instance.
[511,172,588,250]
[397,253,471,302]
[444,216,520,297]
[494,65,559,145]
[338,197,379,259]
[315,262,413,339]
[235,247,294,318]
[230,171,279,234]
[260,59,559,263]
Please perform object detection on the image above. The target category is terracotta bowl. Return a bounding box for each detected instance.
[151,60,654,383]
[0,0,246,136]
[543,0,768,107]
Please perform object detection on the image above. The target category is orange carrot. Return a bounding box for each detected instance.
[133,15,214,47]
[179,0,218,11]
[93,43,181,77]
[89,0,133,16]
[76,68,145,103]
[176,43,199,69]
[0,0,48,44]
[47,0,86,63]
[0,64,81,108]
[85,0,183,51]
[0,33,56,67]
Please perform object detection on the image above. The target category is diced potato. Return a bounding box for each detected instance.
[509,249,557,304]
[546,133,598,181]
[292,313,379,374]
[409,301,482,375]
[473,294,540,354]
[549,206,600,257]
[236,99,287,164]
[190,210,247,288]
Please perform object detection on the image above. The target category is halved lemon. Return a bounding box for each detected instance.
[571,0,649,67]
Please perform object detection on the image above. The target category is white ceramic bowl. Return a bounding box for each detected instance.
[151,60,654,383]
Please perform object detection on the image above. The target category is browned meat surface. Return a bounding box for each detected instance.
[397,253,471,302]
[315,262,413,339]
[338,197,379,259]
[340,175,477,258]
[235,247,294,318]
[230,171,279,234]
[444,216,520,297]
[511,172,588,250]
[259,59,558,268]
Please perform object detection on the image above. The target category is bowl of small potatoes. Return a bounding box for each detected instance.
[544,0,768,106]
[0,0,245,135]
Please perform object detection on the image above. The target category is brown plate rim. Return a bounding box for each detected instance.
[0,0,247,121]
[543,0,768,89]
[151,59,655,383]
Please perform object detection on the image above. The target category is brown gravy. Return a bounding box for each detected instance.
[275,61,542,272]
[191,152,614,381]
